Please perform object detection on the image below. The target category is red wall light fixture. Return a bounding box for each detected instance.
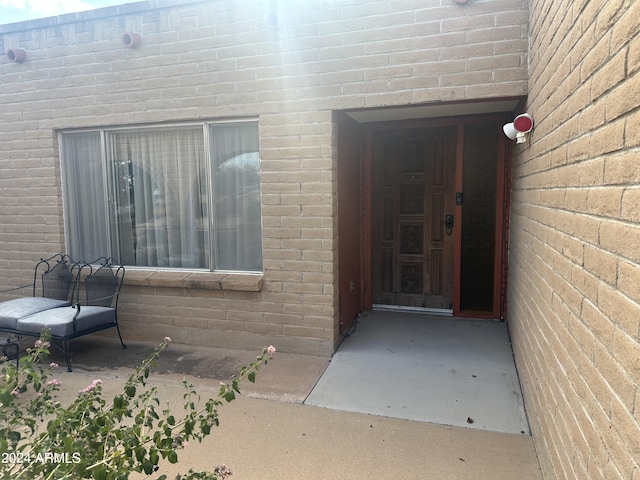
[503,113,534,144]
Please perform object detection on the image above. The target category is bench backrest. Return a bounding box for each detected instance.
[83,260,125,309]
[34,254,81,302]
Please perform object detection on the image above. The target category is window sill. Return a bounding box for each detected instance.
[123,269,263,292]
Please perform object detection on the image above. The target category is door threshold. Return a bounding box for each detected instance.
[373,304,453,316]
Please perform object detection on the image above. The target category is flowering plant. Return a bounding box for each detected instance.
[0,330,274,480]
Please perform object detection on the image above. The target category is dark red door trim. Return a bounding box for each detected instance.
[361,128,374,311]
[452,121,464,316]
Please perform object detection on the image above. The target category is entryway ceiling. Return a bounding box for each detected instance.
[344,98,523,123]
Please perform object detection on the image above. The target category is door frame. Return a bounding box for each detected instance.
[360,114,510,319]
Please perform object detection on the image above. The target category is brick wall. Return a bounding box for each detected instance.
[0,0,528,355]
[509,0,640,478]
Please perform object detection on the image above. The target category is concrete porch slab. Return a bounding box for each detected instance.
[305,311,531,435]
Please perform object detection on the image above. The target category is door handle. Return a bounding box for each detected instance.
[444,214,454,235]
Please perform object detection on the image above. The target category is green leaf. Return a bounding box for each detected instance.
[167,415,175,426]
[143,459,154,475]
[0,391,14,406]
[248,372,256,383]
[125,385,136,398]
[223,390,235,402]
[114,395,127,409]
[135,446,146,462]
[160,437,173,449]
[46,419,58,435]
[93,465,108,480]
[185,420,195,435]
[168,450,178,464]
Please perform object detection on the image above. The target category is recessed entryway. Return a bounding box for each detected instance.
[337,104,519,332]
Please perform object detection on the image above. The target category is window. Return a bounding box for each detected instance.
[60,122,262,272]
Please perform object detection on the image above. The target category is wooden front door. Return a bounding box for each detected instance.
[372,126,456,309]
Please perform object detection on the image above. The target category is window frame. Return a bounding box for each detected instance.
[58,119,263,274]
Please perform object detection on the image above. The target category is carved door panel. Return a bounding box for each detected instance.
[372,127,456,309]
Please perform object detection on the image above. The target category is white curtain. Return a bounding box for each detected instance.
[210,123,262,271]
[61,132,108,263]
[107,128,207,268]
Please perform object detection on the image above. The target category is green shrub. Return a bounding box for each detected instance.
[0,330,274,480]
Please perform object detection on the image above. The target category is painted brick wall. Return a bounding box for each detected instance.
[508,0,640,478]
[0,0,528,355]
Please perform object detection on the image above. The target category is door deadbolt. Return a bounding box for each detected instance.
[445,214,454,234]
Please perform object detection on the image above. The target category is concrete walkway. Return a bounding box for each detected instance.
[28,335,542,480]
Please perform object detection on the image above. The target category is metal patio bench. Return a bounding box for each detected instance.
[0,254,127,371]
